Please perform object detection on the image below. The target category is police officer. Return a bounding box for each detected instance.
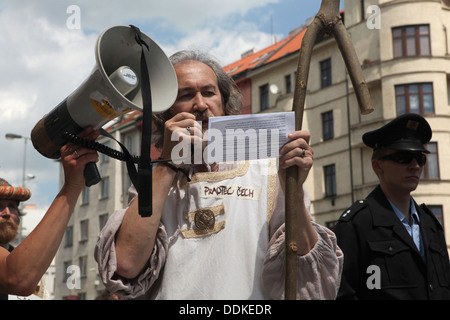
[333,113,450,299]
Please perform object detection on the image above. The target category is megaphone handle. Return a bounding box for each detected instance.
[84,162,102,187]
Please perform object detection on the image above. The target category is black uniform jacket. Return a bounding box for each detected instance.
[332,185,450,300]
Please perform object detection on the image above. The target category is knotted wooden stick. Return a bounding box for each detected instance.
[285,0,373,300]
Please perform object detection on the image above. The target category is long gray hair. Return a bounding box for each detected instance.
[152,50,242,149]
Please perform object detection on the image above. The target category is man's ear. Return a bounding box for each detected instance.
[372,159,382,176]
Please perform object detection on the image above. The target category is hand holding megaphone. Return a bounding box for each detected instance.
[30,25,178,188]
[59,127,101,187]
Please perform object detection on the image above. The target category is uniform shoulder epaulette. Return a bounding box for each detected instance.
[338,199,367,222]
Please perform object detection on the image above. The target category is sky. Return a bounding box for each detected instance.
[0,0,340,232]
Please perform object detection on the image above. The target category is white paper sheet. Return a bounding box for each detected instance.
[206,112,295,162]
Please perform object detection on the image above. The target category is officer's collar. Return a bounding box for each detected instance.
[369,186,404,227]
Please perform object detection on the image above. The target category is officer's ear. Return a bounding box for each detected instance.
[371,147,390,176]
[372,158,383,176]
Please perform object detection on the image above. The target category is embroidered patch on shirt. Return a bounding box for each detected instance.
[181,204,226,238]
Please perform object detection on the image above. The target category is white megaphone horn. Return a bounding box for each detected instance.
[31,25,177,169]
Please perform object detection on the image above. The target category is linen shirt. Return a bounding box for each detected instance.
[95,159,343,299]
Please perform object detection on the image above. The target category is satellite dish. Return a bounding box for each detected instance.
[270,84,280,95]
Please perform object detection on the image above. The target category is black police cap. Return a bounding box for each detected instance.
[362,113,432,153]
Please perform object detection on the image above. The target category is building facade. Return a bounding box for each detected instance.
[227,0,450,238]
[305,0,450,235]
[53,0,450,299]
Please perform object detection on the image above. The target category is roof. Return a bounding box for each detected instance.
[223,27,306,78]
[265,28,306,64]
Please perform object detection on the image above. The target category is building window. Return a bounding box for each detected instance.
[80,219,89,242]
[99,213,109,231]
[320,58,332,88]
[285,74,292,94]
[259,84,269,111]
[63,260,72,283]
[100,177,110,199]
[79,256,88,278]
[422,142,440,179]
[81,186,89,205]
[321,111,334,141]
[428,205,444,227]
[360,0,365,21]
[395,83,434,115]
[99,141,110,163]
[64,226,73,248]
[392,25,430,58]
[324,164,337,197]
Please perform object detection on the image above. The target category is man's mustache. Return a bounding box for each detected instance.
[193,110,212,122]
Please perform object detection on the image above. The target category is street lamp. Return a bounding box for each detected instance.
[5,133,31,189]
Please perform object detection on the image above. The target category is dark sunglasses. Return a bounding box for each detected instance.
[378,152,427,166]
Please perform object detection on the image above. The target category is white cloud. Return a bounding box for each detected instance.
[0,7,96,118]
[166,24,277,65]
[1,0,280,33]
[0,3,96,207]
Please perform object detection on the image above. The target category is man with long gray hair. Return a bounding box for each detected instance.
[95,50,343,300]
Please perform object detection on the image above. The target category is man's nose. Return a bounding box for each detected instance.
[409,158,421,168]
[193,93,207,111]
[0,208,11,218]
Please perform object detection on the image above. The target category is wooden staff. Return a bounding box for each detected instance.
[285,0,374,300]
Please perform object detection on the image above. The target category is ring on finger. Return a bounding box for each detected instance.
[301,148,306,157]
[186,126,191,134]
[74,150,80,158]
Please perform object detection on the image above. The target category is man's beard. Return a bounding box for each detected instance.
[0,219,19,245]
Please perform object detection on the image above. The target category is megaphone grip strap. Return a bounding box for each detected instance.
[98,128,139,189]
[131,25,154,218]
[129,25,149,50]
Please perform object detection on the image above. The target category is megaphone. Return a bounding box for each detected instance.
[31,25,177,164]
